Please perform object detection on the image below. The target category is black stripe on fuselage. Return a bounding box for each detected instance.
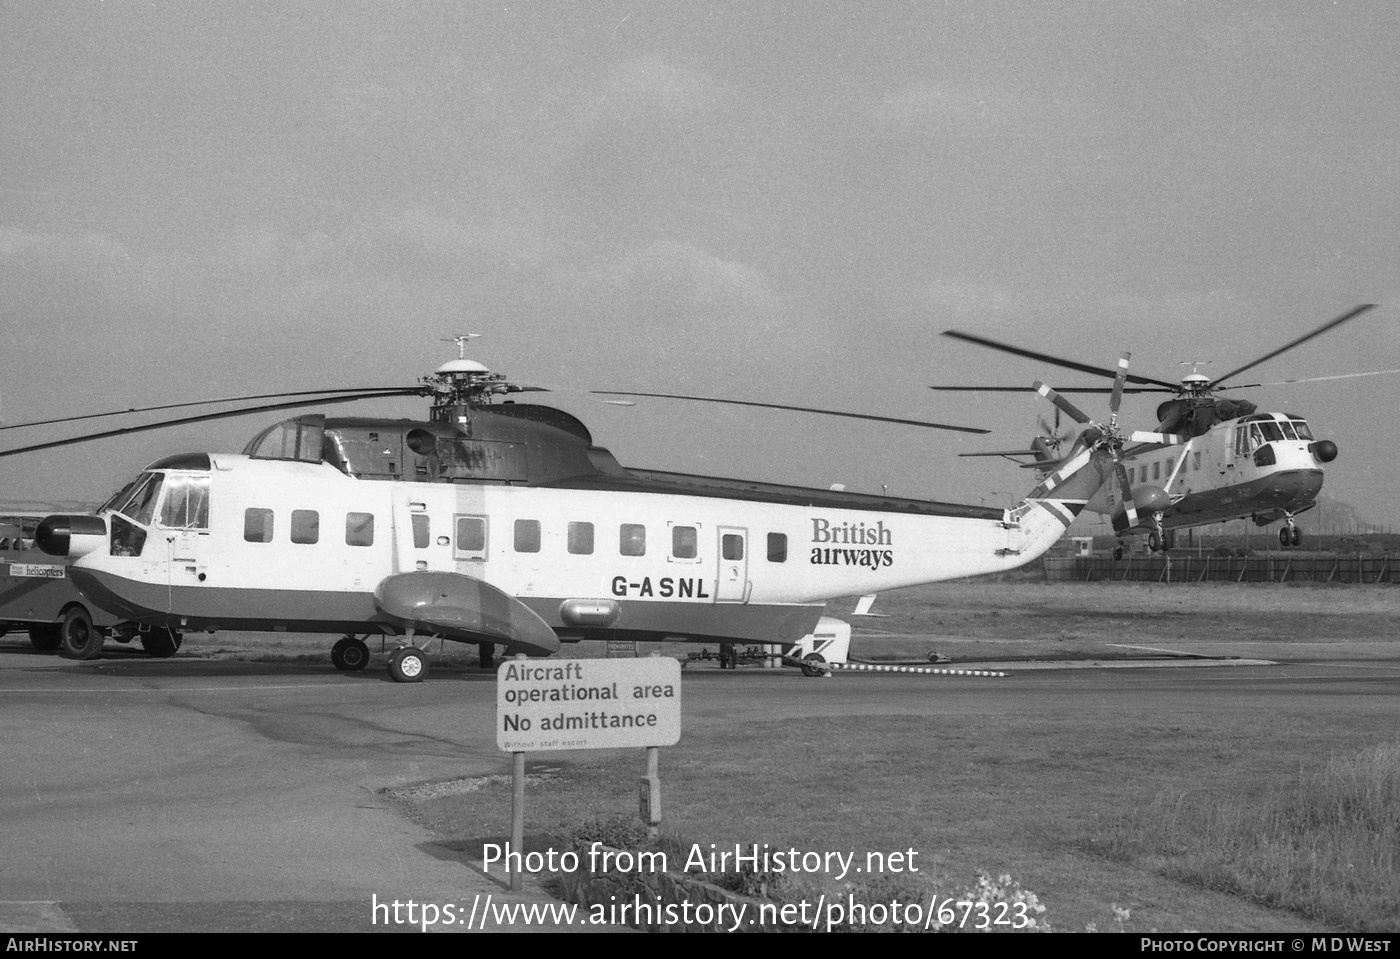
[554,469,1004,520]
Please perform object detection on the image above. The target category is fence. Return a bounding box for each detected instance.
[1044,551,1398,584]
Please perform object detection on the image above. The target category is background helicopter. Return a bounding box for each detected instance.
[2,340,1120,677]
[933,304,1391,554]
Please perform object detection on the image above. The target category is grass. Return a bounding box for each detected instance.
[85,579,1396,931]
[1093,742,1400,931]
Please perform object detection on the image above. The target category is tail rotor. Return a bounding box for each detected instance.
[1032,352,1186,532]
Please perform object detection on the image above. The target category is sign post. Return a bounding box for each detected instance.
[497,655,682,891]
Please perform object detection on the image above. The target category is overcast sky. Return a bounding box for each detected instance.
[2,1,1397,527]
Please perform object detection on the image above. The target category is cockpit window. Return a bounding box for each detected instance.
[111,473,164,526]
[1278,421,1298,441]
[159,474,210,529]
[1258,422,1284,442]
[1291,420,1314,441]
[99,479,139,515]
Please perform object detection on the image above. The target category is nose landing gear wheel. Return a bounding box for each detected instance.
[388,646,428,683]
[331,637,370,671]
[800,652,827,677]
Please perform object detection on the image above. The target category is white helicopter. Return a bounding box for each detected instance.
[9,341,1129,681]
[936,305,1386,555]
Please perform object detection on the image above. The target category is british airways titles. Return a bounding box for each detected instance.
[810,518,894,570]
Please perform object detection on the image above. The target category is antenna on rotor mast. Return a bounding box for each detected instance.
[442,333,482,360]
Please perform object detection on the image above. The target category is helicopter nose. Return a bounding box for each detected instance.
[1309,440,1338,463]
[35,514,106,557]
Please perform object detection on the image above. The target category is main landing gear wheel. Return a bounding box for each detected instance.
[1281,526,1302,548]
[1148,531,1161,552]
[800,652,827,678]
[331,637,370,672]
[388,646,428,683]
[28,624,62,652]
[59,606,104,660]
[1112,546,1125,561]
[140,627,182,658]
[1293,527,1302,547]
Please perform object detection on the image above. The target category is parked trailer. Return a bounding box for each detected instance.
[0,515,160,659]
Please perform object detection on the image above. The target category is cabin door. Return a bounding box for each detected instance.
[715,526,750,603]
[391,494,452,573]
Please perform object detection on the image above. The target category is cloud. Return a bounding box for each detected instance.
[0,227,130,271]
[865,78,1100,140]
[603,239,773,309]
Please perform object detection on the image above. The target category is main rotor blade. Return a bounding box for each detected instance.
[0,389,424,460]
[0,387,422,433]
[1216,367,1400,389]
[1212,304,1377,388]
[932,385,1172,394]
[941,330,1178,388]
[1033,381,1092,425]
[590,392,989,434]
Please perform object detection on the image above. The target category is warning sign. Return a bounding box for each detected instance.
[496,657,681,752]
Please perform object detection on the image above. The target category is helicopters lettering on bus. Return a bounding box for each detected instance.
[4,339,1128,680]
[935,305,1386,556]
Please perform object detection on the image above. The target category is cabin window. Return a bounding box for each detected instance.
[620,524,646,557]
[159,474,210,530]
[767,533,788,563]
[244,508,274,543]
[455,516,487,560]
[411,514,430,549]
[1152,461,1161,480]
[1193,452,1201,471]
[514,519,541,553]
[567,522,594,555]
[290,510,320,545]
[345,512,374,547]
[722,533,744,561]
[671,525,698,560]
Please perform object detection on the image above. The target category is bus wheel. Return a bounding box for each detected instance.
[60,607,103,660]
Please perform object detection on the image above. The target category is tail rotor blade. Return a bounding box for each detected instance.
[1129,431,1187,445]
[1109,353,1131,419]
[1039,446,1093,493]
[1033,381,1092,425]
[1114,459,1139,529]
